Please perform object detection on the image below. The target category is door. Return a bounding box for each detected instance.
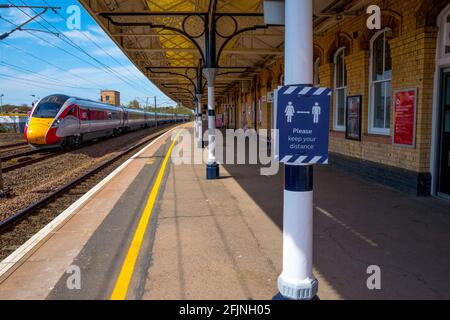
[438,70,450,196]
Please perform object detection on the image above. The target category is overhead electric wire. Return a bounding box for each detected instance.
[0,1,174,105]
[0,71,100,90]
[40,0,157,94]
[0,72,83,92]
[10,0,161,98]
[1,14,148,99]
[0,41,106,89]
[0,71,134,103]
[0,60,100,90]
[0,15,126,80]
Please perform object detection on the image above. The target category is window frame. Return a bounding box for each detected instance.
[369,28,392,135]
[333,47,347,131]
[313,57,321,87]
[437,7,450,60]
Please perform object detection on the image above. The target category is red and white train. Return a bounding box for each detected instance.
[25,94,188,148]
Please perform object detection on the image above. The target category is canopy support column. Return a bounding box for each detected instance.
[203,68,219,179]
[276,0,318,301]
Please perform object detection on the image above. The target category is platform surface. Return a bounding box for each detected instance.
[1,125,450,300]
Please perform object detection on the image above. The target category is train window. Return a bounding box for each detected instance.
[68,107,76,116]
[33,94,70,118]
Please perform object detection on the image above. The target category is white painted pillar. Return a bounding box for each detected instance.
[203,68,219,179]
[196,93,203,149]
[277,0,318,300]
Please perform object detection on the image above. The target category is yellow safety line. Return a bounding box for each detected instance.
[110,130,181,300]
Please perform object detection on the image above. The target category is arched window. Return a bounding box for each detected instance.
[446,14,450,55]
[334,47,347,131]
[437,5,450,60]
[369,28,392,135]
[313,57,321,87]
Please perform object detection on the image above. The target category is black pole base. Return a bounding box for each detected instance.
[206,163,219,180]
[272,292,320,301]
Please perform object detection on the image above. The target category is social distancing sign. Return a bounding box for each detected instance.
[275,85,332,166]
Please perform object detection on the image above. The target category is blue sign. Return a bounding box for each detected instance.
[276,85,331,165]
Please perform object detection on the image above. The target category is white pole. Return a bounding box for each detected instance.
[194,97,198,135]
[203,68,219,179]
[154,96,158,127]
[277,0,318,300]
[207,81,215,163]
[285,0,313,85]
[196,93,203,149]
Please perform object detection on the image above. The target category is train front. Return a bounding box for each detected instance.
[25,94,69,147]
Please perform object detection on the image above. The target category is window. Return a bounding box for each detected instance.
[68,107,76,116]
[334,48,347,131]
[33,94,69,118]
[445,15,450,55]
[313,57,321,87]
[369,29,392,135]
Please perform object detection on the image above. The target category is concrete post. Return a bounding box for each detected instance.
[203,68,219,179]
[276,0,318,300]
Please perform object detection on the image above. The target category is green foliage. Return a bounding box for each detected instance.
[157,105,194,116]
[0,104,31,113]
[128,99,141,109]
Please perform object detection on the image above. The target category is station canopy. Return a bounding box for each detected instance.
[79,0,367,108]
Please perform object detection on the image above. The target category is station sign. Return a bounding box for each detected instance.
[275,85,331,165]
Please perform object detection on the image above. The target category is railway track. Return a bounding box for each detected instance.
[0,126,167,173]
[1,149,64,173]
[0,142,28,151]
[0,125,173,235]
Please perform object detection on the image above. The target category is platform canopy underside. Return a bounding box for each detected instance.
[79,0,366,108]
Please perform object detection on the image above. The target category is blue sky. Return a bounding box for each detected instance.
[0,0,176,107]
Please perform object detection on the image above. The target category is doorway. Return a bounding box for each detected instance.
[438,70,450,197]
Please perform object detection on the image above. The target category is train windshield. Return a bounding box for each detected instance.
[33,95,70,118]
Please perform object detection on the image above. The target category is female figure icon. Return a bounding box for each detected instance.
[285,102,295,123]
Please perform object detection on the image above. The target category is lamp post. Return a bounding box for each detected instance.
[30,94,40,104]
[0,94,4,113]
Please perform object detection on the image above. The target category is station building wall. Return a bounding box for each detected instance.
[218,0,450,196]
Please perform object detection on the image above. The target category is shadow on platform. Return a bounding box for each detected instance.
[221,135,450,300]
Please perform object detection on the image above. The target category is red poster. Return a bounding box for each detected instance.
[393,89,416,146]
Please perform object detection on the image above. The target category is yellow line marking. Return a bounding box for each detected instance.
[110,131,181,300]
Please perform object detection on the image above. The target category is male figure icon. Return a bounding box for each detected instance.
[312,102,321,124]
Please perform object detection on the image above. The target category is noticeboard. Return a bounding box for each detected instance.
[275,85,332,166]
[393,88,417,148]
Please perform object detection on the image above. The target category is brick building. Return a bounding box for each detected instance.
[218,0,450,197]
[100,90,121,106]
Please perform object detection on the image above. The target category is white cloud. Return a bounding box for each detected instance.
[3,7,34,23]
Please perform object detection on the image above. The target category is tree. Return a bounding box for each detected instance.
[1,104,31,113]
[128,99,140,109]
